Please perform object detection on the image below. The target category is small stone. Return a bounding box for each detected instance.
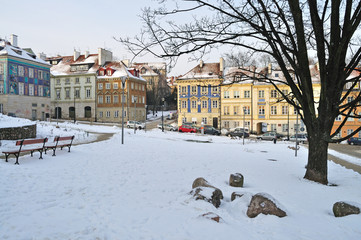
[191,187,223,208]
[246,193,287,218]
[229,173,244,187]
[200,212,223,223]
[333,202,360,217]
[231,192,244,201]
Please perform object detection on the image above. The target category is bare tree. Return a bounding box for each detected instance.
[118,0,361,185]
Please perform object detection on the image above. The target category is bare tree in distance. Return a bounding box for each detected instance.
[118,0,361,185]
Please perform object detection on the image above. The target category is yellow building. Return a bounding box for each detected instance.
[176,59,224,128]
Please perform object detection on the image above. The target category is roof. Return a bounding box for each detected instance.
[98,61,146,82]
[178,62,223,80]
[0,40,50,66]
[47,54,99,76]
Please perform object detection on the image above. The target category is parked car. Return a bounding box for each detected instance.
[226,129,250,138]
[157,123,178,131]
[178,124,197,133]
[126,121,145,129]
[257,132,278,141]
[347,137,361,145]
[202,125,221,135]
[289,134,308,143]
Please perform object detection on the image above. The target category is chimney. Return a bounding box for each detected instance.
[73,50,80,61]
[98,48,113,66]
[199,60,203,68]
[268,63,272,75]
[37,52,47,60]
[85,51,89,58]
[10,34,18,47]
[220,57,224,72]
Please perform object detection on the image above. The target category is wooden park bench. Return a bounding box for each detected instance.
[2,138,48,165]
[45,136,75,156]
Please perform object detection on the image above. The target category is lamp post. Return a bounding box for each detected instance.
[161,97,165,132]
[295,103,299,157]
[134,96,137,134]
[243,107,246,145]
[73,90,76,123]
[287,104,290,140]
[145,105,147,133]
[121,76,126,145]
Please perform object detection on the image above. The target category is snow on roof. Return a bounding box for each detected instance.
[0,40,50,66]
[48,54,99,76]
[97,61,146,82]
[178,62,222,80]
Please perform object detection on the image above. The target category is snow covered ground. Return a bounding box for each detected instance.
[0,115,360,240]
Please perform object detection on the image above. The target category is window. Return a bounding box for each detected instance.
[113,83,118,89]
[233,91,240,98]
[107,70,112,76]
[98,83,103,90]
[347,113,354,121]
[234,121,240,128]
[282,124,288,132]
[259,106,265,115]
[271,106,277,115]
[224,91,230,98]
[181,86,187,93]
[18,66,24,77]
[56,89,61,100]
[182,117,187,123]
[39,85,43,97]
[191,100,197,108]
[294,107,298,115]
[202,117,207,124]
[56,79,60,85]
[75,78,80,83]
[224,106,230,115]
[244,90,250,98]
[106,83,111,89]
[282,89,288,96]
[271,124,277,131]
[19,83,24,95]
[100,70,104,76]
[65,78,70,85]
[86,77,91,83]
[212,100,218,108]
[106,111,110,118]
[0,103,3,113]
[244,106,250,115]
[224,121,230,128]
[335,115,342,121]
[99,112,103,118]
[275,73,279,78]
[244,121,250,128]
[114,111,119,118]
[347,96,353,103]
[105,95,111,104]
[29,68,34,78]
[114,95,119,103]
[29,84,34,96]
[282,106,288,115]
[75,89,80,98]
[347,129,353,135]
[98,95,103,104]
[271,90,277,98]
[142,96,145,104]
[202,100,207,108]
[182,101,187,108]
[258,90,265,98]
[131,83,134,89]
[38,70,43,80]
[191,86,197,94]
[234,106,239,115]
[0,63,3,74]
[86,88,91,98]
[142,85,145,91]
[201,86,208,94]
[212,86,218,93]
[294,124,300,132]
[65,89,70,99]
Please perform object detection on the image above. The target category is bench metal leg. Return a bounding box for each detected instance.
[15,154,20,165]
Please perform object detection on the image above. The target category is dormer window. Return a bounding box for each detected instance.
[100,70,104,76]
[107,70,112,76]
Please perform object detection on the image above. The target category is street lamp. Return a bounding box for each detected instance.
[134,96,137,134]
[121,76,126,145]
[145,105,147,133]
[73,90,76,123]
[161,97,165,132]
[243,107,246,145]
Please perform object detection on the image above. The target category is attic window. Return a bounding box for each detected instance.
[107,70,112,76]
[100,70,104,76]
[13,49,22,55]
[71,64,89,72]
[26,53,36,59]
[208,72,213,75]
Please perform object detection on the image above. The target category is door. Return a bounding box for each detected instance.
[213,117,218,129]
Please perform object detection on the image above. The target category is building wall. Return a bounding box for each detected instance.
[0,56,51,120]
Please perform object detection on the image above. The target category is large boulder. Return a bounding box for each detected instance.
[333,202,360,217]
[246,193,287,218]
[192,177,223,199]
[229,173,244,187]
[191,187,223,208]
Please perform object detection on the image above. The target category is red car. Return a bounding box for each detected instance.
[178,124,197,133]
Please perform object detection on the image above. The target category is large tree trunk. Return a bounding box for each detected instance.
[304,132,329,185]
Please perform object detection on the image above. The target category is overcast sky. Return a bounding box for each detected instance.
[2,0,226,76]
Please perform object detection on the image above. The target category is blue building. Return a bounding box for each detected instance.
[0,35,51,120]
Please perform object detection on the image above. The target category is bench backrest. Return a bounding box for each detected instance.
[57,136,74,141]
[16,138,48,146]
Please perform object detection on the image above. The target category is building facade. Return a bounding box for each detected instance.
[96,61,146,123]
[0,35,51,120]
[176,59,224,128]
[47,48,112,122]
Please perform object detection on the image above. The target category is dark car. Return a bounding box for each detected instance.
[347,137,361,145]
[202,125,221,135]
[179,125,197,133]
[226,129,249,138]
